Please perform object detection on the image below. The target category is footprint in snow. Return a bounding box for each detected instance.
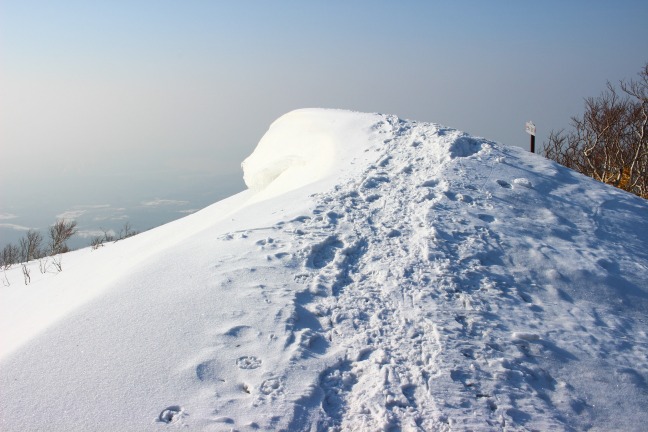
[457,194,473,203]
[213,416,235,424]
[361,175,389,189]
[255,237,275,247]
[386,228,401,238]
[326,211,343,224]
[289,215,310,223]
[378,156,392,167]
[478,214,495,223]
[444,191,459,201]
[306,236,343,269]
[157,406,184,424]
[260,378,283,395]
[223,325,258,339]
[236,356,262,370]
[420,179,439,188]
[196,360,225,382]
[496,179,512,189]
[400,164,413,174]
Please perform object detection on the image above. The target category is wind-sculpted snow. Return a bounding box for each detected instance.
[241,109,384,199]
[1,109,648,431]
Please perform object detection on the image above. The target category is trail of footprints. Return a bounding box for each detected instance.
[156,230,299,428]
[158,118,577,429]
[286,120,575,429]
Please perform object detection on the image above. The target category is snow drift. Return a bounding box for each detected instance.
[1,109,648,431]
[241,109,382,199]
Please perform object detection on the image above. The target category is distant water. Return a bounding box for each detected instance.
[0,171,245,252]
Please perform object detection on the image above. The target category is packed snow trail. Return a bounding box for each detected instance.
[1,109,647,431]
[254,112,648,430]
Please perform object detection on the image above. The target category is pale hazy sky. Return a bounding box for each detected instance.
[1,0,647,238]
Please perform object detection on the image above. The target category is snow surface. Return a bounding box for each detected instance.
[2,108,648,431]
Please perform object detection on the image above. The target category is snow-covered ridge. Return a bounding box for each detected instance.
[1,109,647,431]
[241,108,484,200]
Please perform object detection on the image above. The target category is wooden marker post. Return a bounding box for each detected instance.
[525,121,536,153]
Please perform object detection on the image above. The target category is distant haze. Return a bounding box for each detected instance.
[1,0,647,248]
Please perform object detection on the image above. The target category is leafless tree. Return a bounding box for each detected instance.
[49,219,77,255]
[52,255,63,272]
[38,257,50,274]
[22,263,31,285]
[102,228,115,242]
[90,236,104,250]
[1,243,20,269]
[19,230,44,262]
[118,222,138,240]
[91,228,115,249]
[544,62,648,198]
[620,63,648,197]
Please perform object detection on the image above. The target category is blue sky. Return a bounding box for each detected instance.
[1,1,647,246]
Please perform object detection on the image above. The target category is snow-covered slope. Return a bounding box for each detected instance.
[1,109,647,431]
